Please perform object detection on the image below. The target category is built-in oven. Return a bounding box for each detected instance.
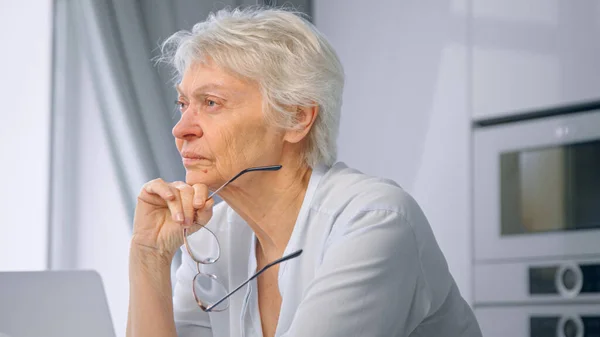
[474,256,600,304]
[473,110,600,262]
[476,304,600,337]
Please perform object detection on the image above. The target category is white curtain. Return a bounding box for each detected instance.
[49,0,219,271]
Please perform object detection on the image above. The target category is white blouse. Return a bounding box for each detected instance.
[173,162,482,337]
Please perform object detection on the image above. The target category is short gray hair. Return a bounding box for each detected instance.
[160,6,344,167]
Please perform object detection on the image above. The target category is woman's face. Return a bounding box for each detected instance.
[172,60,285,188]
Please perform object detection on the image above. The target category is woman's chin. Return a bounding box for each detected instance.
[185,168,213,186]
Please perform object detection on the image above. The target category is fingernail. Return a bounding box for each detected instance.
[176,212,184,223]
[185,217,193,227]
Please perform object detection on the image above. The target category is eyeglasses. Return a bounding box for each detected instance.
[182,165,303,312]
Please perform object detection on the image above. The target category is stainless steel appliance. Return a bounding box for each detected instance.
[472,108,600,337]
[473,110,600,262]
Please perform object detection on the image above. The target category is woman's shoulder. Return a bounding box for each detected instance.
[313,162,422,220]
[314,163,443,262]
[311,162,441,262]
[313,163,455,307]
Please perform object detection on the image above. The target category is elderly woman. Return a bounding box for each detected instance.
[127,7,482,337]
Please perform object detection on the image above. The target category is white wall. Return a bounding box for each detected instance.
[471,0,600,120]
[0,0,53,271]
[314,0,473,303]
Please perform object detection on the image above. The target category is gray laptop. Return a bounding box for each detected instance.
[0,270,116,337]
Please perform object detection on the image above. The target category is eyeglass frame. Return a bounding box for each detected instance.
[181,165,303,312]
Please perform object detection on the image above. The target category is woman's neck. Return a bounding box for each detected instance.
[218,159,313,258]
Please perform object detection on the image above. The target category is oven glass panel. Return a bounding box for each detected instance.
[500,139,600,236]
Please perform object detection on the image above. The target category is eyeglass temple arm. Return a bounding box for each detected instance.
[205,249,303,312]
[207,165,282,200]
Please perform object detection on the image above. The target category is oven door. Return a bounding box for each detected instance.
[476,304,600,337]
[473,110,600,262]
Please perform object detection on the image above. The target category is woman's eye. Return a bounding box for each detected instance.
[204,99,222,111]
[175,100,187,111]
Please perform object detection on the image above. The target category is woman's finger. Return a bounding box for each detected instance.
[142,178,176,203]
[144,179,184,223]
[192,184,209,209]
[173,181,195,228]
[195,197,214,226]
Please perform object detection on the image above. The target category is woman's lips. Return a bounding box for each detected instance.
[181,151,208,166]
[182,157,208,166]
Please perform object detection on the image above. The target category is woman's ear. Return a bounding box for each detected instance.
[283,105,319,144]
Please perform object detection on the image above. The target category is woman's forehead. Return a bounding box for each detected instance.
[177,62,257,96]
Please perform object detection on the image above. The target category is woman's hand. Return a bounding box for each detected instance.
[131,178,215,260]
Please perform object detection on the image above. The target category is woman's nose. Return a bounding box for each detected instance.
[172,111,203,140]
